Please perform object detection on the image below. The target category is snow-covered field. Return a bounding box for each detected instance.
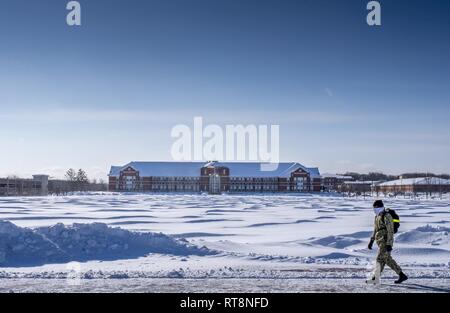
[1,193,449,293]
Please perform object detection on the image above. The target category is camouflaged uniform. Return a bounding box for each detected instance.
[371,211,402,274]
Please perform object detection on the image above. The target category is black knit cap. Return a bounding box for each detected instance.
[373,200,384,208]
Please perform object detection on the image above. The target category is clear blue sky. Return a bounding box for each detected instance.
[0,0,449,179]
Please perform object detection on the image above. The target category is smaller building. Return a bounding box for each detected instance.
[375,177,450,194]
[338,180,379,194]
[0,175,49,196]
[321,174,354,191]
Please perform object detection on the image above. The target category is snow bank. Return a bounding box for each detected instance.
[0,221,215,266]
[396,225,450,245]
[0,221,67,266]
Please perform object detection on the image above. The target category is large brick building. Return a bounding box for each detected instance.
[108,161,321,194]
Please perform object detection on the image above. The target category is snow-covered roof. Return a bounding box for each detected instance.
[109,162,205,178]
[378,177,450,186]
[342,180,380,185]
[109,166,123,176]
[109,161,320,178]
[205,162,316,178]
[321,173,353,179]
[306,167,321,178]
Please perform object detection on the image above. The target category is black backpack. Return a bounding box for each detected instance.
[382,209,400,234]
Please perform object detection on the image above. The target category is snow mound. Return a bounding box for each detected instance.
[0,221,215,266]
[309,236,362,249]
[0,221,67,266]
[317,252,356,260]
[396,225,450,245]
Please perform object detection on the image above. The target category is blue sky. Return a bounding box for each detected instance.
[0,0,449,179]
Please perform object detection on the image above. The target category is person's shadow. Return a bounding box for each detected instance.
[393,282,450,293]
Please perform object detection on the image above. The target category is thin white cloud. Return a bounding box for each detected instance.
[0,108,368,125]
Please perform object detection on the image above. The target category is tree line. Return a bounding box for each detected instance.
[47,169,107,194]
[64,168,91,191]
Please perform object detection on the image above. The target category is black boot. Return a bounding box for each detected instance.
[394,272,408,284]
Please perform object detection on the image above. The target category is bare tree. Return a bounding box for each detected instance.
[65,168,77,181]
[65,168,77,192]
[76,169,89,191]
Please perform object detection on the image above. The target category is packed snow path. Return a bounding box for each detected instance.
[1,278,449,293]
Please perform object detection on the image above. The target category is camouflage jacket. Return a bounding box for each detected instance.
[371,211,394,246]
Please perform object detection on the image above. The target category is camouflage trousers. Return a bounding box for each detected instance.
[376,241,402,275]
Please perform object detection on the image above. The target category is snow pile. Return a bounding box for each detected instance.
[396,225,450,245]
[0,221,215,266]
[0,221,67,266]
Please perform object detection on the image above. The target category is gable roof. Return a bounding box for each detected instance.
[109,161,320,178]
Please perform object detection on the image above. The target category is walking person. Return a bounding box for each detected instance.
[366,200,408,284]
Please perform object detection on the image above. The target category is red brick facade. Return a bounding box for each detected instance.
[109,162,322,193]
